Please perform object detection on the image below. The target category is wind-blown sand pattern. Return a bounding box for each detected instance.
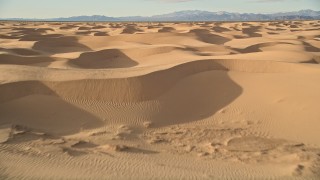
[0,21,320,179]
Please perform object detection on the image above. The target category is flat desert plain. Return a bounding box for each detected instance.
[0,21,320,179]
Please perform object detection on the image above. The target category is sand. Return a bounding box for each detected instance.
[0,20,320,179]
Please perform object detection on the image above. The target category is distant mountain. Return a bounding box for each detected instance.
[143,10,320,21]
[51,15,119,21]
[2,10,320,21]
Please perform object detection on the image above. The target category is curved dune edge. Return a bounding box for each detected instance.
[1,58,318,83]
[0,58,317,103]
[1,48,41,56]
[69,49,138,69]
[0,53,54,65]
[0,60,228,103]
[0,58,319,105]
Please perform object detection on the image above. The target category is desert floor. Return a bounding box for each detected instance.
[0,20,320,179]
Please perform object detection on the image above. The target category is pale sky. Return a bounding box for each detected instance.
[0,0,319,18]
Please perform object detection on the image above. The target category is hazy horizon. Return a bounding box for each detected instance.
[0,0,319,19]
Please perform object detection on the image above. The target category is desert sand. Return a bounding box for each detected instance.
[0,20,320,179]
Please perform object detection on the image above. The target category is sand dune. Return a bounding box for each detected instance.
[1,20,320,179]
[189,29,231,45]
[212,26,231,33]
[0,48,41,56]
[0,54,54,65]
[70,49,138,69]
[121,24,143,34]
[158,27,176,33]
[93,32,109,36]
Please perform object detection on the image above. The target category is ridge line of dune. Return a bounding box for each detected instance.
[1,59,319,84]
[1,58,319,103]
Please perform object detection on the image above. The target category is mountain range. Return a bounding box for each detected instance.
[2,9,320,21]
